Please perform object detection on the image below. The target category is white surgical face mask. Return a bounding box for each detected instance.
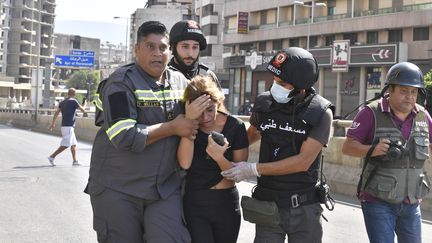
[270,80,293,104]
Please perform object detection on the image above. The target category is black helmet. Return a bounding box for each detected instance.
[169,20,207,50]
[267,47,318,89]
[386,62,424,88]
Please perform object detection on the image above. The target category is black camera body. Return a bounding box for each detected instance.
[386,140,405,160]
[210,131,225,146]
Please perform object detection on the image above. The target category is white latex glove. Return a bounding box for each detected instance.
[221,162,260,182]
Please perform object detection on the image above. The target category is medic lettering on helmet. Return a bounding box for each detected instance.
[267,64,281,75]
[260,119,306,134]
[187,29,202,34]
[273,52,287,68]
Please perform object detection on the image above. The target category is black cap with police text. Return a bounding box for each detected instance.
[267,47,319,89]
[169,20,207,50]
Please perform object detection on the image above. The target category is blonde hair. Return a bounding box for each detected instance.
[183,75,227,113]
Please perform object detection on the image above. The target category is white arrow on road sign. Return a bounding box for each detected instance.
[55,57,62,64]
[372,49,392,61]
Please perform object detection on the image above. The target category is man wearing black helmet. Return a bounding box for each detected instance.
[221,47,334,242]
[168,20,221,87]
[343,62,432,243]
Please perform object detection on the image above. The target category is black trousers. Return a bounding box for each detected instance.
[183,187,241,243]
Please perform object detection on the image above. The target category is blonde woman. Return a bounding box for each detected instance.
[178,75,249,243]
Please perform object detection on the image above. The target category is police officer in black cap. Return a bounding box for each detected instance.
[168,20,221,87]
[342,62,432,243]
[222,47,334,242]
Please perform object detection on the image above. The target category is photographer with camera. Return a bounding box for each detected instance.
[177,75,249,243]
[342,62,432,243]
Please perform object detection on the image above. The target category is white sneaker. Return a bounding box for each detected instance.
[72,161,81,166]
[48,156,55,166]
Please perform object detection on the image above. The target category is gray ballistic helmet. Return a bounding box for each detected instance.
[386,62,424,88]
[169,20,207,51]
[267,47,319,89]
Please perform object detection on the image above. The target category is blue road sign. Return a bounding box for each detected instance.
[54,55,94,68]
[69,50,95,57]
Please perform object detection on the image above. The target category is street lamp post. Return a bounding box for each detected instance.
[34,1,42,121]
[114,16,129,64]
[294,1,327,50]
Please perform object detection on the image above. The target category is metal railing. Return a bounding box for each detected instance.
[0,108,350,136]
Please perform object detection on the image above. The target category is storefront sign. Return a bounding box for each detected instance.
[350,44,397,65]
[332,40,350,72]
[237,12,249,34]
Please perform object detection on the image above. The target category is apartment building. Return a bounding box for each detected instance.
[0,0,56,107]
[193,0,228,88]
[128,0,192,62]
[222,0,432,116]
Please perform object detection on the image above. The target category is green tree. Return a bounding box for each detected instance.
[424,69,432,114]
[66,70,100,101]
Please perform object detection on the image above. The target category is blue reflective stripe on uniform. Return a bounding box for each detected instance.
[93,93,103,111]
[106,119,136,140]
[135,89,184,101]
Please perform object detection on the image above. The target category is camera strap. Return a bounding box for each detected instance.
[320,155,335,211]
[357,138,380,195]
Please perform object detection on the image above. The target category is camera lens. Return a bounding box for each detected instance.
[387,146,402,160]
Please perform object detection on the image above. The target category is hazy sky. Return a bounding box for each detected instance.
[54,0,148,44]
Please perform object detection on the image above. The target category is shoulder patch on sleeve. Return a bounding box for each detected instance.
[108,91,130,121]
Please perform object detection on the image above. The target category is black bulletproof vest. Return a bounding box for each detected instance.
[253,91,333,191]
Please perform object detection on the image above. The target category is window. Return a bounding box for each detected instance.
[202,4,217,17]
[289,38,299,47]
[367,67,381,89]
[343,33,357,45]
[202,24,218,36]
[260,11,267,25]
[327,0,336,15]
[200,44,212,57]
[367,31,378,44]
[258,41,266,52]
[388,29,402,42]
[325,35,335,46]
[413,27,429,41]
[309,36,318,48]
[72,36,81,49]
[239,43,253,52]
[272,39,282,50]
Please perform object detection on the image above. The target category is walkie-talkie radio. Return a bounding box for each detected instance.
[210,131,225,146]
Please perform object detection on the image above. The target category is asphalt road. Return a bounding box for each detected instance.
[0,124,431,242]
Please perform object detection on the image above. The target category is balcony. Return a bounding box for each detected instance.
[249,23,276,31]
[45,0,57,6]
[223,2,432,45]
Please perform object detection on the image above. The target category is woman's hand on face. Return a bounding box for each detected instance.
[185,94,211,120]
[206,135,229,161]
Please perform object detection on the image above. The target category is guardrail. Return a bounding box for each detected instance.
[0,108,351,136]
